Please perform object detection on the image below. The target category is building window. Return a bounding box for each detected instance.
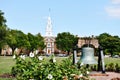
[52,43,54,46]
[47,43,51,47]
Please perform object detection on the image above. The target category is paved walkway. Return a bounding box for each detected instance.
[89,72,120,80]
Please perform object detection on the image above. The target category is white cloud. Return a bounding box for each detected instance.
[105,0,120,18]
[105,7,120,17]
[111,0,120,4]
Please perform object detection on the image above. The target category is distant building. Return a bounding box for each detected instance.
[44,16,56,55]
[1,45,12,55]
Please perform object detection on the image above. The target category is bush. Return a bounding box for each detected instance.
[90,63,120,73]
[11,53,90,80]
[105,63,120,72]
[91,63,120,72]
[106,63,115,71]
[115,63,120,73]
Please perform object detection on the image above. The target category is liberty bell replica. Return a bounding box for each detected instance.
[80,37,97,64]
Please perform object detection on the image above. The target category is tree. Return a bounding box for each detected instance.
[36,33,45,50]
[98,33,120,56]
[55,32,78,55]
[0,10,6,26]
[15,30,30,53]
[6,29,17,54]
[27,33,37,52]
[104,37,120,56]
[6,29,30,54]
[27,33,45,52]
[0,26,7,48]
[97,33,111,46]
[0,10,8,54]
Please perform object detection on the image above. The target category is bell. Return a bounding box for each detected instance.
[80,47,97,64]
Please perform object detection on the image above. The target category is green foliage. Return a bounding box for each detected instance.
[56,32,78,54]
[98,33,120,56]
[11,54,90,80]
[90,57,120,72]
[115,63,120,72]
[105,63,120,72]
[91,63,120,72]
[0,56,120,79]
[106,63,115,71]
[6,30,18,52]
[0,10,8,51]
[6,30,45,54]
[0,10,6,26]
[16,31,30,48]
[27,33,45,52]
[36,33,45,50]
[6,29,30,54]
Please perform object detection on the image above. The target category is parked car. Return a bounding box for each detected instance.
[112,55,119,58]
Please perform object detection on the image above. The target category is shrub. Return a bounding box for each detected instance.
[11,53,90,80]
[106,63,115,71]
[115,63,120,73]
[90,63,120,72]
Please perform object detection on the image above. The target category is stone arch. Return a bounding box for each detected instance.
[81,44,95,48]
[77,37,99,49]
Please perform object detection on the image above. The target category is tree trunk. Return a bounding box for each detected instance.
[12,47,16,55]
[110,50,113,57]
[111,52,113,57]
[68,51,70,55]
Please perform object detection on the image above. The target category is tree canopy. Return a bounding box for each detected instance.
[27,33,45,52]
[6,29,30,54]
[0,10,8,53]
[97,33,120,56]
[0,10,6,26]
[55,32,78,54]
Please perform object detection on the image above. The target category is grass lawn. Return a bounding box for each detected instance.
[0,56,15,74]
[104,57,120,65]
[0,56,16,80]
[0,56,120,80]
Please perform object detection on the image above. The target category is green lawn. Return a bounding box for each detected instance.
[0,56,15,74]
[104,57,120,65]
[0,56,16,80]
[0,56,120,80]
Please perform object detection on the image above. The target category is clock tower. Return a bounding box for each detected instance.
[44,14,55,55]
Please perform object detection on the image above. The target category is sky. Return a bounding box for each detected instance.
[0,0,120,37]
